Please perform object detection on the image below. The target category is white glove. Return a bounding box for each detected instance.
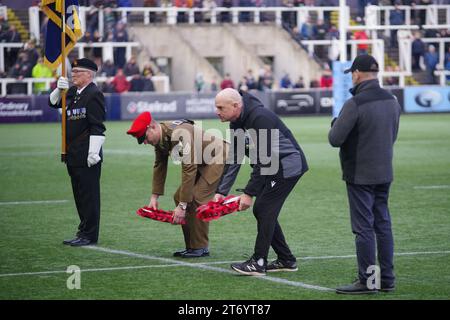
[57,77,69,90]
[49,77,70,105]
[87,135,105,167]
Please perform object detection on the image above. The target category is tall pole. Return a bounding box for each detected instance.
[339,0,348,62]
[61,0,67,163]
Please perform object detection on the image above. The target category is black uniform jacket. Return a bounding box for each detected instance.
[49,82,106,167]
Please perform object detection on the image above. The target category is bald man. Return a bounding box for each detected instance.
[214,88,308,276]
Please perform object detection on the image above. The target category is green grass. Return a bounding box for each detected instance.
[0,114,449,300]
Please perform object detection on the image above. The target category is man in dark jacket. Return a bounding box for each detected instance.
[214,88,308,276]
[329,55,400,294]
[49,58,106,247]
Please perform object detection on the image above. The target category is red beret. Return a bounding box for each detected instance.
[126,112,152,144]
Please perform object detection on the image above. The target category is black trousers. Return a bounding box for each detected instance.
[67,164,102,242]
[252,171,301,262]
[346,182,395,286]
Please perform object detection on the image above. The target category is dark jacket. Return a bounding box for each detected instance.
[217,92,308,197]
[49,82,106,167]
[328,79,400,185]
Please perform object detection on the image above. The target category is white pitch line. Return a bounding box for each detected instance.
[2,249,449,280]
[0,200,69,206]
[0,264,181,278]
[84,246,333,292]
[413,185,450,190]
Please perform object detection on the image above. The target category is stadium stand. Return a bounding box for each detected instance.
[0,0,449,96]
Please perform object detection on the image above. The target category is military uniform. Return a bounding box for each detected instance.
[152,120,227,250]
[49,81,106,243]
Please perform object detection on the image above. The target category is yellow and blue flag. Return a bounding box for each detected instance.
[42,0,83,70]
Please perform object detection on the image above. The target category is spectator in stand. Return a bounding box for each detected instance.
[202,0,217,23]
[100,59,117,77]
[221,0,233,23]
[291,26,302,42]
[389,2,404,48]
[103,6,117,32]
[7,53,32,94]
[130,74,145,92]
[32,56,53,94]
[310,79,320,88]
[174,0,193,24]
[246,69,258,90]
[4,25,22,69]
[300,16,317,40]
[24,40,40,68]
[220,73,235,89]
[91,30,103,58]
[0,17,9,41]
[280,73,293,89]
[210,75,219,92]
[80,30,93,43]
[320,69,333,88]
[424,44,438,84]
[142,73,155,92]
[124,56,140,76]
[113,22,129,68]
[195,73,206,92]
[85,5,99,35]
[353,18,369,55]
[293,76,305,89]
[237,76,249,92]
[117,0,132,6]
[445,49,450,84]
[258,66,274,92]
[111,68,131,93]
[0,15,9,37]
[282,0,296,29]
[411,31,426,71]
[316,19,328,59]
[142,64,154,77]
[318,0,338,26]
[239,0,254,23]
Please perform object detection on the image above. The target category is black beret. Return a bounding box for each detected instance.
[71,58,98,72]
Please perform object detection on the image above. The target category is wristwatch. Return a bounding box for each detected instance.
[178,202,187,210]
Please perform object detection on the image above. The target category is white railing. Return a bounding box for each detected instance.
[30,6,342,42]
[0,43,24,72]
[434,70,450,86]
[95,75,170,93]
[75,42,140,65]
[0,77,53,96]
[0,42,140,73]
[300,39,385,72]
[366,4,450,37]
[0,6,7,20]
[0,75,170,96]
[379,71,412,88]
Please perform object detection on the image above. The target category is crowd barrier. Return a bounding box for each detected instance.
[0,86,448,124]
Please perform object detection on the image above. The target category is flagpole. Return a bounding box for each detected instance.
[61,0,67,163]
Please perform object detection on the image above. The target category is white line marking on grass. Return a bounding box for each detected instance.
[85,246,333,292]
[0,200,69,206]
[0,264,182,278]
[414,185,450,190]
[2,250,449,280]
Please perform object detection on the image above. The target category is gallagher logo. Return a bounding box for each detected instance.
[414,90,442,108]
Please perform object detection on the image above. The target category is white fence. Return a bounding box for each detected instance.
[0,75,170,96]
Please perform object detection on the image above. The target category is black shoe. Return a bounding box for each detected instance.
[266,259,298,272]
[380,283,396,293]
[173,248,189,257]
[70,238,97,247]
[336,280,378,295]
[181,248,210,258]
[63,237,79,245]
[231,256,266,276]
